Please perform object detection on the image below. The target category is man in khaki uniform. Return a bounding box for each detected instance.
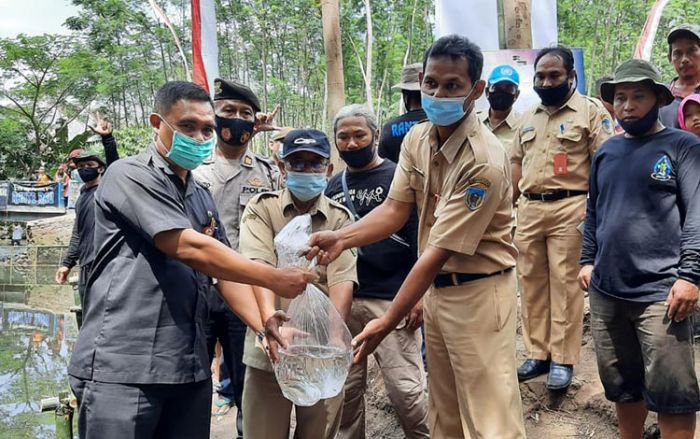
[511,46,613,390]
[478,64,522,155]
[192,78,279,434]
[239,128,356,439]
[306,35,526,439]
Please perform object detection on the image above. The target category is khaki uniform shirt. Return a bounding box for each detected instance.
[389,111,517,275]
[511,90,613,194]
[478,109,521,157]
[193,147,279,250]
[239,188,358,371]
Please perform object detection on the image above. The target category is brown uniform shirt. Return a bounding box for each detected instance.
[478,109,521,157]
[389,111,517,275]
[239,188,357,371]
[511,90,613,194]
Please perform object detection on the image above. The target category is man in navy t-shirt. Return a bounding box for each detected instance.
[579,59,700,439]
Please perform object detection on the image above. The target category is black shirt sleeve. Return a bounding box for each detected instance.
[101,134,120,167]
[676,140,700,283]
[580,151,600,266]
[62,216,80,268]
[98,161,192,242]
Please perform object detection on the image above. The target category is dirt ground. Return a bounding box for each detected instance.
[210,297,700,438]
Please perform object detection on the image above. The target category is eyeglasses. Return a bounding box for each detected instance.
[284,158,329,173]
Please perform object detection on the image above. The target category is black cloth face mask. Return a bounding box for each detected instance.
[618,105,660,137]
[216,116,255,146]
[534,77,573,107]
[487,91,516,112]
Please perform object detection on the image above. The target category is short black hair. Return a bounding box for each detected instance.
[535,46,575,73]
[154,81,213,115]
[423,35,484,83]
[595,75,613,97]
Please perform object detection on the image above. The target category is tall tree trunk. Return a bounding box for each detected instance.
[503,0,532,49]
[363,0,373,111]
[321,0,346,167]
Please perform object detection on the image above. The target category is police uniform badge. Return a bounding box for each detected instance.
[214,80,222,96]
[243,155,253,166]
[651,155,673,181]
[240,131,251,145]
[465,178,491,211]
[202,211,217,236]
[220,127,232,142]
[248,176,265,187]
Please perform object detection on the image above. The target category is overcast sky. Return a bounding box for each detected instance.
[0,0,79,38]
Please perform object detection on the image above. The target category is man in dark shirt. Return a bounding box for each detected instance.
[325,104,428,439]
[579,59,700,439]
[659,25,700,128]
[378,63,426,163]
[67,81,314,439]
[55,118,120,305]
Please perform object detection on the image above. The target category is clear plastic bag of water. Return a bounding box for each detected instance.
[272,214,353,406]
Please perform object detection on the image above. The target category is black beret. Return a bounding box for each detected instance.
[213,78,261,112]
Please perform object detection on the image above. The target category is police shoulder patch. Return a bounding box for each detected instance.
[465,178,490,211]
[601,118,613,134]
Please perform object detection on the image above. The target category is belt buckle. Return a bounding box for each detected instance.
[451,273,459,286]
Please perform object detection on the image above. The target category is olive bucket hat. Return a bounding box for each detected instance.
[599,59,674,107]
[73,147,106,167]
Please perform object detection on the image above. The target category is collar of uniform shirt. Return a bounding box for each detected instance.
[145,144,197,195]
[281,187,330,219]
[536,89,581,115]
[479,108,519,130]
[423,111,480,164]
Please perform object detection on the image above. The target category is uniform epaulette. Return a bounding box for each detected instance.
[253,153,276,169]
[249,190,280,205]
[326,197,354,220]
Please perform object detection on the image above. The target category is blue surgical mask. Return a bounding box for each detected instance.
[421,86,476,126]
[157,115,216,170]
[286,171,327,202]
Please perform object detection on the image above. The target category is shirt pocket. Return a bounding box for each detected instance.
[555,125,585,151]
[520,130,537,166]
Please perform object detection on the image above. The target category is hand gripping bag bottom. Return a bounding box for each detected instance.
[272,214,353,406]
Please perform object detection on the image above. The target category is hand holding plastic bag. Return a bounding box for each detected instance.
[271,215,353,406]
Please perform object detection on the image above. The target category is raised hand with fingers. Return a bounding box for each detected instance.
[88,111,113,137]
[254,104,281,133]
[351,316,392,364]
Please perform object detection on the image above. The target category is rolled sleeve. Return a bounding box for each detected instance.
[98,162,191,241]
[388,135,416,204]
[429,164,508,256]
[238,201,277,267]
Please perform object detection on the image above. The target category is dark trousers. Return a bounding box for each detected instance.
[69,376,212,439]
[206,309,247,438]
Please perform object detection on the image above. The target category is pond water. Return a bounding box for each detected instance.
[0,286,78,438]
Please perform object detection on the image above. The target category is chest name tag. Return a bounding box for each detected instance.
[553,152,568,176]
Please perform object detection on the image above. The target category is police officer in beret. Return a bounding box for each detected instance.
[192,78,281,437]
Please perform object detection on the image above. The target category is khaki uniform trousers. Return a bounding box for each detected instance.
[242,366,344,439]
[424,270,525,439]
[515,195,586,365]
[338,298,429,439]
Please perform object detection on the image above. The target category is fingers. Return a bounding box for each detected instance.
[303,246,320,261]
[269,104,281,120]
[666,291,679,320]
[267,340,281,363]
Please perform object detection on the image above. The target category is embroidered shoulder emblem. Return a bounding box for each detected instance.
[651,155,673,181]
[465,180,490,211]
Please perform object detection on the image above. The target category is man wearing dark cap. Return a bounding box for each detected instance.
[580,59,700,438]
[378,63,426,163]
[660,24,700,128]
[192,78,280,435]
[239,128,356,439]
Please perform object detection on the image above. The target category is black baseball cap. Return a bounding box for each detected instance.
[279,129,331,159]
[213,78,261,113]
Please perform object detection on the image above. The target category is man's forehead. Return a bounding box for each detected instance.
[535,54,566,71]
[425,56,470,76]
[167,99,215,120]
[215,99,254,111]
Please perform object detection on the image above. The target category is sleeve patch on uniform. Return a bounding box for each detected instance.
[601,118,613,134]
[465,183,488,211]
[241,211,260,224]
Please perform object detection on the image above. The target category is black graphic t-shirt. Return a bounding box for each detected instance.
[326,159,418,300]
[378,109,426,163]
[581,128,700,302]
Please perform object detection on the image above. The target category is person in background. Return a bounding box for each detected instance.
[660,25,700,128]
[679,93,700,137]
[378,63,426,163]
[54,164,70,206]
[325,104,428,439]
[478,64,522,155]
[36,167,51,186]
[11,223,23,246]
[581,58,700,439]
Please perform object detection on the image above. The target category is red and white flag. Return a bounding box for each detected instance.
[192,0,219,95]
[634,0,670,61]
